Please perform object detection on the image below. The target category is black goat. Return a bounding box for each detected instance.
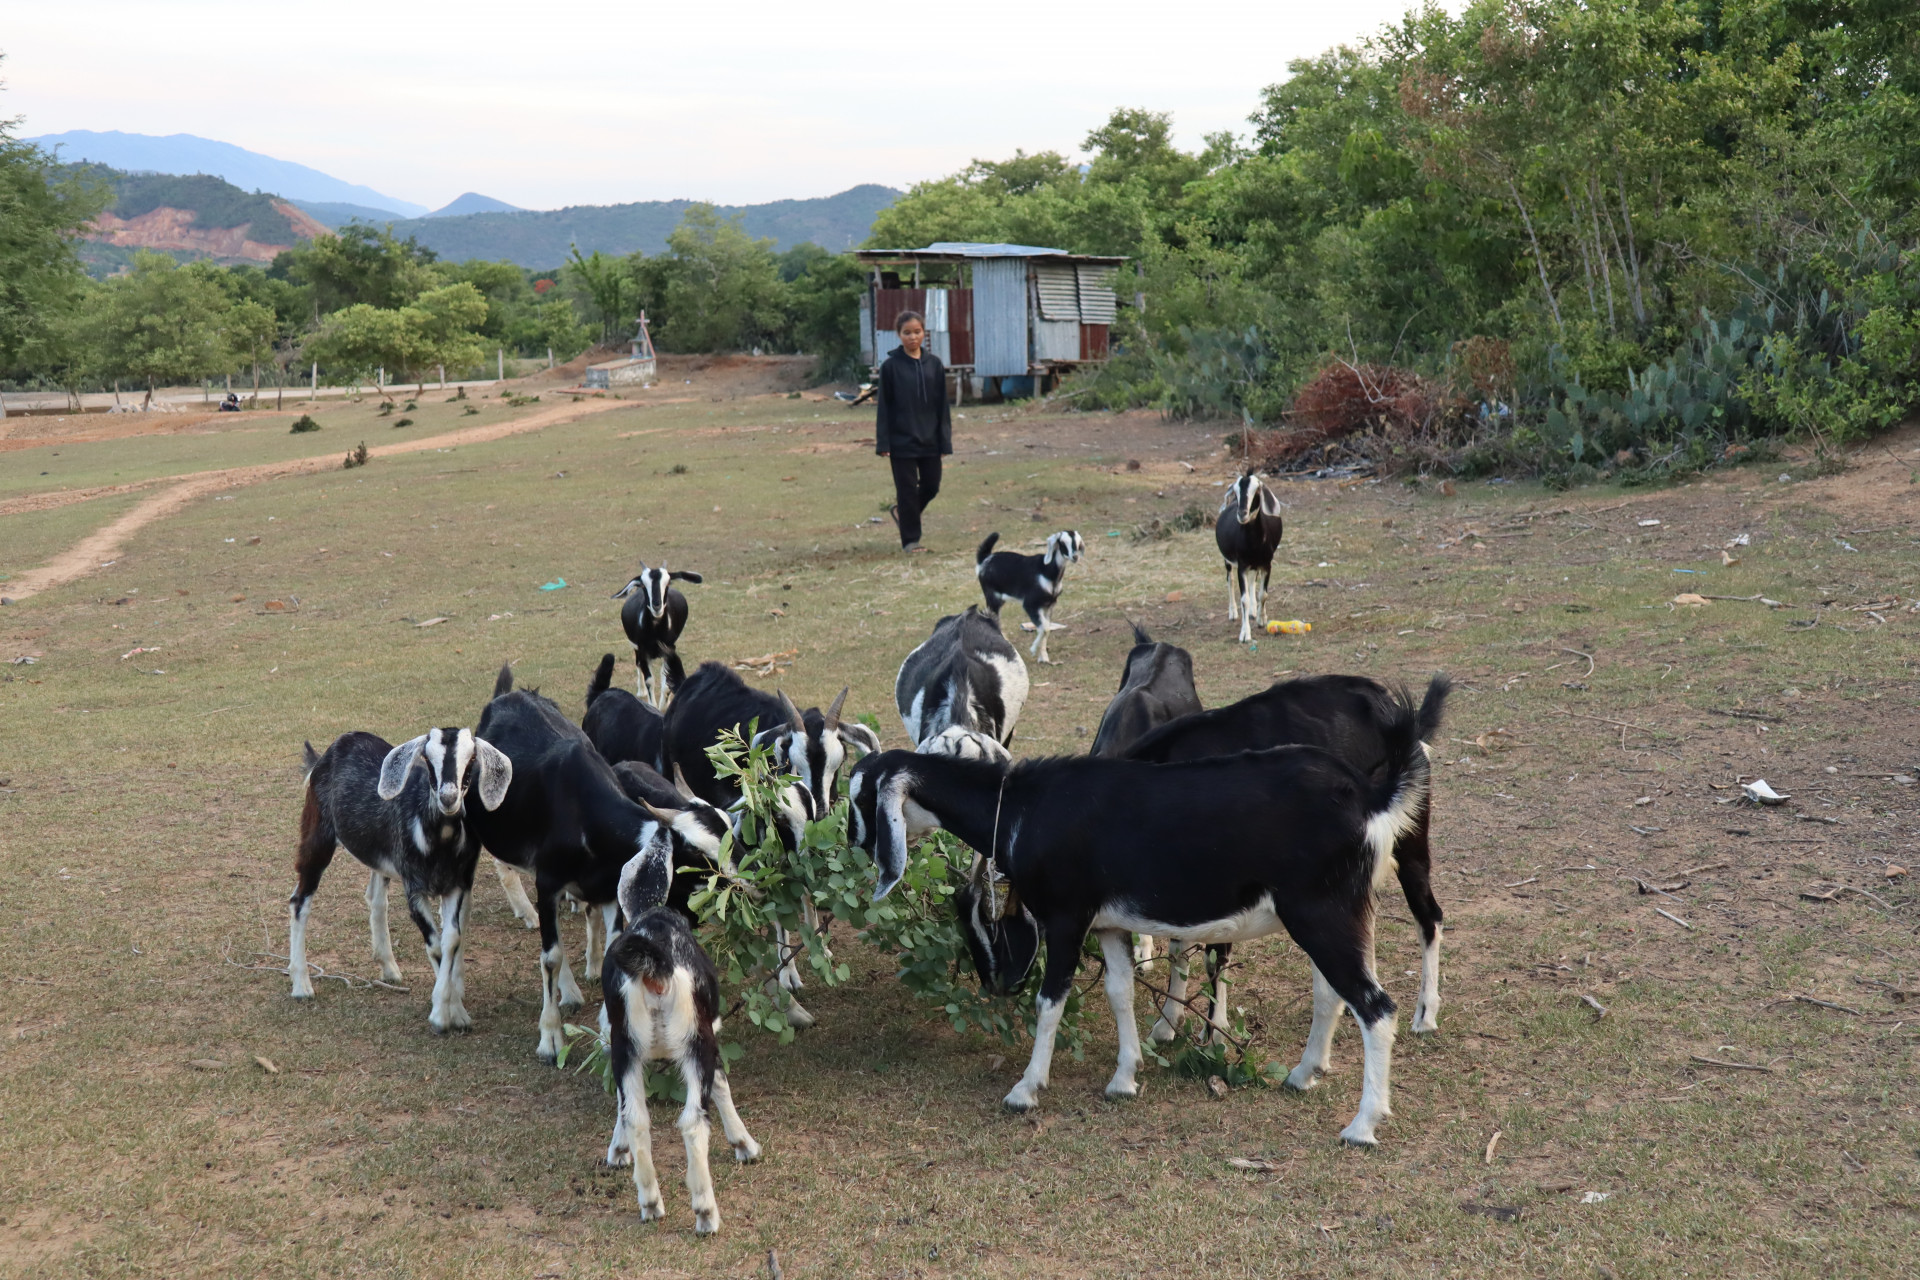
[290,727,511,1032]
[1124,673,1451,1055]
[1089,623,1202,758]
[848,689,1430,1146]
[1215,474,1285,643]
[661,661,879,1027]
[584,652,665,771]
[468,667,679,1061]
[894,605,1028,748]
[602,894,759,1234]
[613,563,703,707]
[975,530,1084,664]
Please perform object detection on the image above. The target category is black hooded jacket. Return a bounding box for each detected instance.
[874,347,951,457]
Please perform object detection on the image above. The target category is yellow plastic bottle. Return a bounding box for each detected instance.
[1265,619,1311,635]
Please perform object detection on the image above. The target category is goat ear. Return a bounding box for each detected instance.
[669,570,703,584]
[611,578,643,599]
[376,735,429,801]
[872,771,911,900]
[824,686,848,730]
[776,689,806,733]
[471,736,514,810]
[1258,484,1283,518]
[837,722,881,759]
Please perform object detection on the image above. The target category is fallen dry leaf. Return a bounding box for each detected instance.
[255,1055,280,1075]
[1226,1157,1283,1173]
[1673,592,1710,606]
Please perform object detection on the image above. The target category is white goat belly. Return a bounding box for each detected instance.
[1092,893,1284,945]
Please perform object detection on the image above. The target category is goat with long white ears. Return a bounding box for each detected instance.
[975,530,1084,664]
[289,727,512,1032]
[613,563,704,707]
[1215,474,1285,643]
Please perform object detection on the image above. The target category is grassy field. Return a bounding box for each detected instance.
[2,382,1917,1278]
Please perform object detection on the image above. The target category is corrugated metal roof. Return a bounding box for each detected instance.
[922,242,1064,258]
[1034,264,1080,322]
[857,244,1127,266]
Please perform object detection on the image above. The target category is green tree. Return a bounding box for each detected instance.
[308,281,490,393]
[90,253,250,397]
[566,248,642,346]
[0,97,110,387]
[653,206,789,353]
[275,225,439,317]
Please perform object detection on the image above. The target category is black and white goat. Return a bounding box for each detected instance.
[895,605,1029,748]
[1124,673,1451,1049]
[1215,474,1285,643]
[289,727,512,1033]
[612,563,703,707]
[1088,623,1202,758]
[975,530,1084,664]
[661,661,880,1026]
[601,881,760,1234]
[584,652,666,771]
[469,668,681,1061]
[847,691,1431,1146]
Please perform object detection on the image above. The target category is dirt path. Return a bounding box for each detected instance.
[0,398,630,604]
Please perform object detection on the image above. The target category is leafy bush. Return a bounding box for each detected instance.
[342,441,367,469]
[288,414,319,433]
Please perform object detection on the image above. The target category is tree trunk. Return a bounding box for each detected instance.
[1613,166,1646,326]
[1587,176,1618,334]
[1506,173,1563,336]
[1562,179,1599,322]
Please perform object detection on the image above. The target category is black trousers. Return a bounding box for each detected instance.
[889,453,942,547]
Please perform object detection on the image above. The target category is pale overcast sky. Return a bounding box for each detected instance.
[6,1,1446,210]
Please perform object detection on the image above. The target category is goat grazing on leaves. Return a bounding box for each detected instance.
[1215,474,1285,643]
[895,605,1028,749]
[1125,673,1452,1053]
[975,530,1084,663]
[847,688,1431,1146]
[601,864,760,1234]
[469,667,684,1061]
[289,727,512,1033]
[662,661,880,1027]
[584,652,665,771]
[613,563,703,707]
[1089,624,1202,758]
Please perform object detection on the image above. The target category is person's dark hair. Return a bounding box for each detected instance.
[894,310,925,333]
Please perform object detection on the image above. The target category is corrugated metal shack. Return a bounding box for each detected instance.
[854,243,1125,400]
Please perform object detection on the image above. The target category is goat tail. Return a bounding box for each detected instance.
[1362,686,1431,894]
[1415,672,1453,744]
[300,740,321,783]
[975,532,1000,565]
[492,664,514,698]
[587,653,616,709]
[1128,619,1152,647]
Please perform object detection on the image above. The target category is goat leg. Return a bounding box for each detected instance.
[678,1058,721,1234]
[365,872,404,984]
[710,1070,760,1163]
[1098,931,1143,1099]
[428,887,472,1032]
[491,856,538,929]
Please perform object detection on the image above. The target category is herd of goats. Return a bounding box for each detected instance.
[284,473,1452,1235]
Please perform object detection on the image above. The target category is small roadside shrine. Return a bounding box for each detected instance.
[853,243,1126,400]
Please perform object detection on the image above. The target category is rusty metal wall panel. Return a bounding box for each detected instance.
[1034,263,1080,321]
[1075,265,1118,323]
[972,258,1029,377]
[1079,323,1110,360]
[949,289,974,365]
[874,288,927,334]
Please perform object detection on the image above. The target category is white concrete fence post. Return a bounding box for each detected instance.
[497,349,504,382]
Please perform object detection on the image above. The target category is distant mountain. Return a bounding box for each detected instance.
[364,184,900,267]
[66,166,330,270]
[290,199,414,230]
[27,130,427,216]
[426,192,523,218]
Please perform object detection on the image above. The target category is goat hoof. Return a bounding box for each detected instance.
[783,1005,816,1031]
[1283,1065,1322,1092]
[1338,1124,1380,1148]
[605,1145,633,1168]
[1103,1081,1140,1101]
[431,1006,473,1033]
[379,966,404,984]
[557,992,584,1012]
[637,1198,666,1223]
[693,1208,720,1235]
[1412,1004,1438,1034]
[290,984,315,1001]
[732,1138,761,1163]
[1002,1088,1041,1113]
[1147,1021,1175,1044]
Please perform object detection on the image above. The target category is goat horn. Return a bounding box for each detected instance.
[824,686,848,730]
[672,763,696,799]
[777,688,805,732]
[637,797,685,824]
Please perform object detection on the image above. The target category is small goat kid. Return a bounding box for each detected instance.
[975,530,1084,663]
[895,605,1028,748]
[601,892,760,1234]
[290,728,512,1033]
[848,690,1430,1146]
[1088,623,1202,759]
[1215,474,1285,643]
[613,563,703,707]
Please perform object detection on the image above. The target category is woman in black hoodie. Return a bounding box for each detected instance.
[874,310,951,553]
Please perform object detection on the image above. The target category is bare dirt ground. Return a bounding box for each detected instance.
[2,394,1916,1277]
